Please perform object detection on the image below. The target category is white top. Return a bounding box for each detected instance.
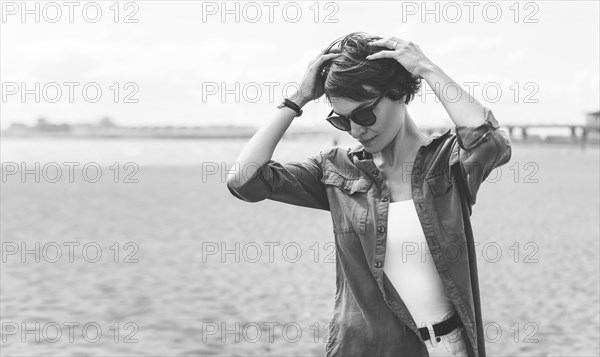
[383,199,454,327]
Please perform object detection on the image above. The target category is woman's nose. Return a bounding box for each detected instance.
[349,120,367,138]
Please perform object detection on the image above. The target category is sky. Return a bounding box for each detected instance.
[1,0,599,130]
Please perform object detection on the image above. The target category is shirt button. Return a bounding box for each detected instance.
[436,337,441,342]
[374,261,382,268]
[371,169,379,176]
[381,197,388,202]
[377,226,386,234]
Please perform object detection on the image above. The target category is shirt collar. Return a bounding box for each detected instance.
[348,128,452,161]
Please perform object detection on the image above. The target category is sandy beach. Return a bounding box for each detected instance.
[1,138,599,356]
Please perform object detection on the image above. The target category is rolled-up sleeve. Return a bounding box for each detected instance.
[226,151,330,211]
[451,107,512,206]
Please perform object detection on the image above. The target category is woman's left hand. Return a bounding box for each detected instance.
[366,37,434,78]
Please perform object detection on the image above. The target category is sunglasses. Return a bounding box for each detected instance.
[325,89,389,131]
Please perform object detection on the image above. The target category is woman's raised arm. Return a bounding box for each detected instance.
[226,49,341,188]
[225,91,304,189]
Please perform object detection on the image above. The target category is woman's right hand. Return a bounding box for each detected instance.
[291,49,342,107]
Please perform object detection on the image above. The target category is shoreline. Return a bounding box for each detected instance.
[1,133,598,145]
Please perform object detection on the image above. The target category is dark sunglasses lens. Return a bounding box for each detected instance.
[353,109,376,126]
[327,116,351,131]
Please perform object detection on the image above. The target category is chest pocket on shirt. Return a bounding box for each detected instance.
[321,170,371,235]
[321,170,372,195]
[426,167,453,196]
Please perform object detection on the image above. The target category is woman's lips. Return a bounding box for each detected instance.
[360,136,377,145]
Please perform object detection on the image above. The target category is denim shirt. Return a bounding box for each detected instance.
[227,107,512,357]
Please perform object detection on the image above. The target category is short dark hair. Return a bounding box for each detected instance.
[322,32,422,105]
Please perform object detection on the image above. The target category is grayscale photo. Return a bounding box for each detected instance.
[1,1,599,356]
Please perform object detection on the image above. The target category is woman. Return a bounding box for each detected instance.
[227,32,511,357]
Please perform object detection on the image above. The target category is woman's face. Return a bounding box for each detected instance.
[330,86,406,153]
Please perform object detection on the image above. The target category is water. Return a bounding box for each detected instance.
[0,136,349,167]
[1,137,599,356]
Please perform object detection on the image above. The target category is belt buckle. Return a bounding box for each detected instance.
[427,322,440,345]
[418,323,440,343]
[419,313,455,343]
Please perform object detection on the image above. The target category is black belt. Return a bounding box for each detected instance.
[418,313,461,342]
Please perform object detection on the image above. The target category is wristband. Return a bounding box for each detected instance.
[278,98,303,117]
